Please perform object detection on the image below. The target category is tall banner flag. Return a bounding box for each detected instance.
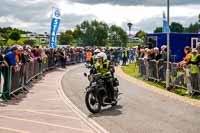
[50,7,61,48]
[163,12,170,33]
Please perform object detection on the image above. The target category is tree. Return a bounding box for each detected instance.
[185,23,199,33]
[198,14,200,23]
[59,30,74,45]
[154,27,162,33]
[23,39,35,45]
[170,22,184,32]
[74,20,109,46]
[9,31,20,42]
[135,30,147,41]
[109,25,128,47]
[127,23,133,35]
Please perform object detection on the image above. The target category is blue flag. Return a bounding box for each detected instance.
[50,8,61,48]
[163,12,170,33]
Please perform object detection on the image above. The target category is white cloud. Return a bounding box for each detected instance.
[57,1,200,32]
[0,0,199,33]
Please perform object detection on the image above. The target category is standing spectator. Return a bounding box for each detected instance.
[188,49,200,93]
[178,46,192,68]
[3,47,18,99]
[159,45,167,81]
[5,47,18,67]
[122,48,128,66]
[160,45,167,61]
[86,49,92,64]
[0,50,8,67]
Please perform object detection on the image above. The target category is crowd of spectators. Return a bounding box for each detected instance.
[136,45,167,62]
[0,45,89,71]
[136,44,200,94]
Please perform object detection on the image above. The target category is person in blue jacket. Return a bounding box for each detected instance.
[5,47,18,66]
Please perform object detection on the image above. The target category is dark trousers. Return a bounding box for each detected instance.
[105,78,114,100]
[122,57,127,65]
[191,73,199,91]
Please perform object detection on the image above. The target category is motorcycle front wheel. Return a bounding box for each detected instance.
[85,91,101,114]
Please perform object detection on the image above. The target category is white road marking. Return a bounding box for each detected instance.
[0,126,30,133]
[0,115,93,133]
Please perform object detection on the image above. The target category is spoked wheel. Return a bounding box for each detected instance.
[85,91,101,114]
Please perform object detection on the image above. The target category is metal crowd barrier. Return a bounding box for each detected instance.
[0,53,86,101]
[10,65,24,96]
[66,53,85,65]
[137,59,200,94]
[169,63,187,89]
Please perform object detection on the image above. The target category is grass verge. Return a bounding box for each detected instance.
[121,63,200,100]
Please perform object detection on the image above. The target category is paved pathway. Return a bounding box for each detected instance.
[0,68,96,133]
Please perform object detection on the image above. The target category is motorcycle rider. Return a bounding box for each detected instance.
[91,49,101,66]
[94,52,115,102]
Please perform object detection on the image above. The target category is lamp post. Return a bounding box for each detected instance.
[166,0,170,89]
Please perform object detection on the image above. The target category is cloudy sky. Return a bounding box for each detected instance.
[0,0,199,33]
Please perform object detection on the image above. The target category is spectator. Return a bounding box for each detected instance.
[139,49,145,58]
[197,44,200,55]
[0,50,8,67]
[5,47,18,66]
[160,45,167,62]
[178,46,192,68]
[153,47,161,61]
[188,49,200,93]
[122,48,129,66]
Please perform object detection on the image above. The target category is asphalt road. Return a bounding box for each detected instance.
[62,64,200,133]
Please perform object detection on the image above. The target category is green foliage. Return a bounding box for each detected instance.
[6,39,16,46]
[23,39,36,45]
[0,27,30,44]
[59,30,74,45]
[121,63,140,77]
[73,20,109,46]
[9,31,20,42]
[127,42,143,47]
[154,27,163,33]
[170,22,184,32]
[0,40,6,46]
[135,30,147,41]
[185,23,199,33]
[73,20,127,47]
[199,14,200,23]
[109,25,128,47]
[154,14,200,33]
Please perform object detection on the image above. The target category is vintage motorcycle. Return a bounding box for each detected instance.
[84,72,119,113]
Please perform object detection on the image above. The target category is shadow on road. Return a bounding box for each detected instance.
[88,105,123,118]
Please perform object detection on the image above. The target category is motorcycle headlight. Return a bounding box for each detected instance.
[91,82,97,87]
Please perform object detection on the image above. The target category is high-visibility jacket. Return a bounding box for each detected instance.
[95,61,111,78]
[190,54,199,74]
[122,50,128,58]
[86,52,92,61]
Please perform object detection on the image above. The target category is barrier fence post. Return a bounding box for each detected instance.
[2,67,11,101]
